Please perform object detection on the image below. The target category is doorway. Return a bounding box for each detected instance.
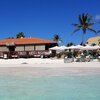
[8,46,15,52]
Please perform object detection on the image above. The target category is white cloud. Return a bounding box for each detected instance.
[95,15,100,20]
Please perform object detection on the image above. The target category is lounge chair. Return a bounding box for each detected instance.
[64,57,74,63]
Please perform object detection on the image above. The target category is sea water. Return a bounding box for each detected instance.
[0,68,100,100]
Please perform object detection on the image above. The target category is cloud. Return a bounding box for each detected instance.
[95,15,100,20]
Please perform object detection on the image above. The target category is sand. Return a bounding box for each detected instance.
[0,58,99,67]
[0,58,100,76]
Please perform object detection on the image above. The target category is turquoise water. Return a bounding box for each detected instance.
[0,70,100,100]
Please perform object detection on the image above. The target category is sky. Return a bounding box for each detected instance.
[0,0,100,45]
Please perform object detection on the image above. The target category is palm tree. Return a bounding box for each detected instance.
[66,42,74,47]
[97,22,100,33]
[72,13,96,45]
[16,32,25,38]
[52,34,63,43]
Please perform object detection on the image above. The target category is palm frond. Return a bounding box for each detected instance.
[87,28,97,33]
[72,24,79,26]
[72,28,80,35]
[59,39,63,43]
[82,13,85,23]
[72,24,82,28]
[79,15,83,24]
[87,15,92,23]
[89,22,96,26]
[83,13,88,24]
[97,30,100,33]
[85,14,88,23]
[98,22,100,24]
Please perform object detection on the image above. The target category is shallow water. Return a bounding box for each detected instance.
[0,67,100,100]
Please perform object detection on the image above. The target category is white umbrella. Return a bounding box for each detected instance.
[75,45,83,49]
[60,46,68,50]
[66,45,83,49]
[66,45,77,49]
[49,46,65,51]
[81,45,97,50]
[93,45,100,49]
[49,46,60,50]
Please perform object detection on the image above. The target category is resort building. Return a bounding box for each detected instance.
[87,36,100,46]
[0,38,58,58]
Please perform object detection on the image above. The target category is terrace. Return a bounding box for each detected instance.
[0,50,51,59]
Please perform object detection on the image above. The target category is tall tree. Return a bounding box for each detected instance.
[16,32,25,38]
[52,34,63,43]
[72,13,96,45]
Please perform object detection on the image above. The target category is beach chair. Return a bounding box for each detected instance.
[97,56,100,61]
[76,55,86,62]
[64,57,74,63]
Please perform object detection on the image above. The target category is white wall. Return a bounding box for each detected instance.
[25,45,34,51]
[35,45,45,50]
[0,46,9,51]
[15,46,25,51]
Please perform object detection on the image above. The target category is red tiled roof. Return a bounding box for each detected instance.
[0,38,57,46]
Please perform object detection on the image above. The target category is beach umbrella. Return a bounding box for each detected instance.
[60,46,68,50]
[49,46,65,51]
[66,45,77,49]
[49,46,59,50]
[66,45,83,49]
[75,45,83,49]
[81,45,97,50]
[93,45,100,49]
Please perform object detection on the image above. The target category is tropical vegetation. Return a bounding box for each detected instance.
[16,32,25,38]
[72,13,96,45]
[52,34,63,43]
[66,42,74,47]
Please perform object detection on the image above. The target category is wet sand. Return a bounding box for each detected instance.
[0,67,100,77]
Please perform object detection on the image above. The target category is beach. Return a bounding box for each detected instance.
[0,58,100,76]
[0,58,99,67]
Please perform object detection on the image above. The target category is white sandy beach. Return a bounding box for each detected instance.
[0,58,99,76]
[0,58,99,67]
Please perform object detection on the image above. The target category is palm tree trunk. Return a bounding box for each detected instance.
[82,33,84,46]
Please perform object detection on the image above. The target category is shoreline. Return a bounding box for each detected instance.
[0,66,100,76]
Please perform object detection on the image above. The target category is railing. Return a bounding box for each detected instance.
[0,50,49,59]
